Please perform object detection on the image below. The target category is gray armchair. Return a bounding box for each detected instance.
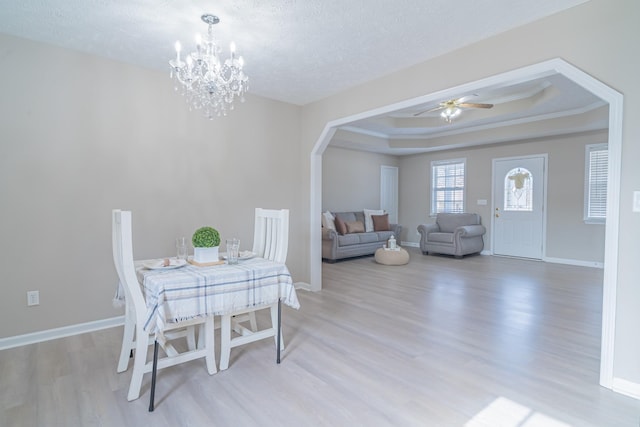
[417,213,485,257]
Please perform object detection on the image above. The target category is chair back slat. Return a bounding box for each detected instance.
[252,208,289,263]
[112,209,148,325]
[112,210,125,283]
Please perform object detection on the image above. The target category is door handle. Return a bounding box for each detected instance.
[495,213,500,218]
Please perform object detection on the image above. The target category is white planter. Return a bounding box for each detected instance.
[193,246,219,263]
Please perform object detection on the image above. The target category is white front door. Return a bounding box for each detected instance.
[380,165,399,224]
[492,155,546,259]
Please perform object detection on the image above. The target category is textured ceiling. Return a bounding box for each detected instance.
[0,0,588,105]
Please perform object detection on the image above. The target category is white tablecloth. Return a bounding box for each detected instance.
[137,257,300,336]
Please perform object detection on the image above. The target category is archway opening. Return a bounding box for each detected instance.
[309,58,622,389]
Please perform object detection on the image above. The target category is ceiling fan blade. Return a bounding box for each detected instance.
[455,94,478,103]
[413,105,445,116]
[457,102,493,109]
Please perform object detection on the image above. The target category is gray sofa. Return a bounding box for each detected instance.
[417,213,485,257]
[322,211,402,262]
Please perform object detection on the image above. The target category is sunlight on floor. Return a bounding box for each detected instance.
[465,396,572,427]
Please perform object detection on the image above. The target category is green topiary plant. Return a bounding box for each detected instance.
[192,226,221,248]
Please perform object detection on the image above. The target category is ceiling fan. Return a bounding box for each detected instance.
[413,96,493,123]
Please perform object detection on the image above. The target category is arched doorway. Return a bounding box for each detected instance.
[309,58,623,389]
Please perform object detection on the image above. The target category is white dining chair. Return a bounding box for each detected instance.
[113,210,200,374]
[219,208,289,370]
[112,209,216,402]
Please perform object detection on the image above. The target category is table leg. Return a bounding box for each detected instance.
[149,339,159,412]
[277,298,281,364]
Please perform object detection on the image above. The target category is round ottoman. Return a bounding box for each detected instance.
[375,247,410,265]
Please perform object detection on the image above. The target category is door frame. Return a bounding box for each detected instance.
[491,154,548,259]
[380,165,399,224]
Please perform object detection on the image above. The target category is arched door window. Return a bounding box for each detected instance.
[504,167,533,211]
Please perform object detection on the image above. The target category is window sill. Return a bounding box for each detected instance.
[584,219,606,225]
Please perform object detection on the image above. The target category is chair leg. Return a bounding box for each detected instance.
[219,314,232,370]
[231,313,258,335]
[127,326,149,401]
[222,306,283,371]
[186,325,197,351]
[117,309,135,373]
[203,316,217,375]
[248,312,258,332]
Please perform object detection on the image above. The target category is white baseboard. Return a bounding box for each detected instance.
[543,256,604,269]
[403,245,490,253]
[401,241,419,248]
[487,251,602,268]
[0,281,314,350]
[612,377,640,400]
[294,281,312,291]
[0,316,125,351]
[394,247,597,268]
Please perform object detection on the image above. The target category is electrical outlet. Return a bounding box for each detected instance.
[27,290,39,306]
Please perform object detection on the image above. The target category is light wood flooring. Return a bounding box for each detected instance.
[2,249,640,426]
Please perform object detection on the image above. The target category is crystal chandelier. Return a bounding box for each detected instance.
[169,14,249,119]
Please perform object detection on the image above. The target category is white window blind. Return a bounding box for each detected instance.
[431,159,465,215]
[584,143,608,223]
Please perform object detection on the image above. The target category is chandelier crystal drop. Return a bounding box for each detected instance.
[169,14,249,119]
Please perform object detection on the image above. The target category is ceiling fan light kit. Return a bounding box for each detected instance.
[441,107,462,123]
[415,96,494,123]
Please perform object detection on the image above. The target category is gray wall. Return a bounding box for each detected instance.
[398,131,607,264]
[322,146,399,212]
[0,34,302,338]
[324,131,606,264]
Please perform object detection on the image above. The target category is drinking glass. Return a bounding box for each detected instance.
[176,237,188,260]
[226,238,240,265]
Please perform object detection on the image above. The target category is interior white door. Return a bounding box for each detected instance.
[380,165,398,224]
[492,156,545,259]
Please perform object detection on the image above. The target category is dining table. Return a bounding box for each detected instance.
[136,256,300,411]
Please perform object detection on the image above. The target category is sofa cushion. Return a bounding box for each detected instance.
[337,234,360,246]
[437,213,480,233]
[372,213,390,231]
[428,232,454,244]
[364,209,384,232]
[345,220,365,234]
[322,211,336,230]
[376,230,395,241]
[334,212,357,224]
[334,216,348,235]
[357,232,379,244]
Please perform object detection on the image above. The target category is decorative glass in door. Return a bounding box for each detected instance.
[504,167,533,211]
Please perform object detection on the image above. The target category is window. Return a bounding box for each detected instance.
[584,143,608,223]
[431,159,465,215]
[504,167,533,212]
